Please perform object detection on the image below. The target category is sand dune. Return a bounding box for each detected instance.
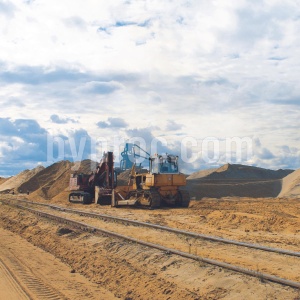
[278,169,300,198]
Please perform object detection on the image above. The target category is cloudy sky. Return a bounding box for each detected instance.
[0,0,300,176]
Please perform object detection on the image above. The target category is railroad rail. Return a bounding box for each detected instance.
[6,198,300,258]
[1,199,300,290]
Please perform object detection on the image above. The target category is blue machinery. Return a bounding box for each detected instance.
[120,143,150,170]
[120,143,179,174]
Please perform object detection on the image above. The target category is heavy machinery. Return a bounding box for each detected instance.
[120,143,150,170]
[115,151,190,208]
[69,173,94,204]
[69,144,190,208]
[69,152,116,204]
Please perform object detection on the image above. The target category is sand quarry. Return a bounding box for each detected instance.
[0,160,299,299]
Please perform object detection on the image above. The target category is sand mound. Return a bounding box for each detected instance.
[278,169,300,198]
[187,163,292,180]
[186,167,217,180]
[116,168,148,187]
[0,177,9,185]
[71,159,98,174]
[117,169,132,186]
[18,159,98,201]
[186,163,293,199]
[0,166,44,193]
[50,159,98,203]
[30,159,99,202]
[186,179,282,199]
[19,161,72,200]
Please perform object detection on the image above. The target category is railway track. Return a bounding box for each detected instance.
[7,198,300,258]
[1,198,300,290]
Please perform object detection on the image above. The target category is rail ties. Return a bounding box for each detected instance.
[3,198,300,259]
[11,198,300,258]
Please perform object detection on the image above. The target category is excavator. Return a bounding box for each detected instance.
[69,152,116,204]
[69,143,190,208]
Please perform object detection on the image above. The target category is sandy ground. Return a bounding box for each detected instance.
[53,195,300,251]
[0,195,300,299]
[1,161,299,299]
[0,226,116,300]
[0,258,30,300]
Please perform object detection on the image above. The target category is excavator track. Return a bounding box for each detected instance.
[125,189,161,209]
[69,192,92,204]
[178,190,190,208]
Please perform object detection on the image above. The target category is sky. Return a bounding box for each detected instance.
[0,0,300,176]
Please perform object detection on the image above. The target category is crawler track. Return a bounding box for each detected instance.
[0,247,64,300]
[2,198,300,290]
[0,259,30,300]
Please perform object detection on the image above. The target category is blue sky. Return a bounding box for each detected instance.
[0,0,300,176]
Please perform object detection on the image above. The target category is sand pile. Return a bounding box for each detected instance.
[14,159,98,201]
[51,159,98,203]
[186,163,293,199]
[19,161,72,200]
[117,169,132,186]
[187,163,292,180]
[0,166,44,193]
[71,159,98,174]
[0,177,8,185]
[116,168,148,187]
[278,168,300,198]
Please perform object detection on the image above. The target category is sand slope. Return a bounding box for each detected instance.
[186,164,293,199]
[0,159,97,201]
[50,159,98,203]
[0,177,8,185]
[22,161,73,200]
[0,166,44,193]
[20,159,97,201]
[187,163,292,180]
[71,159,98,174]
[278,169,300,198]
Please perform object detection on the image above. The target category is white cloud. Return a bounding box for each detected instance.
[0,0,300,174]
[78,80,124,94]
